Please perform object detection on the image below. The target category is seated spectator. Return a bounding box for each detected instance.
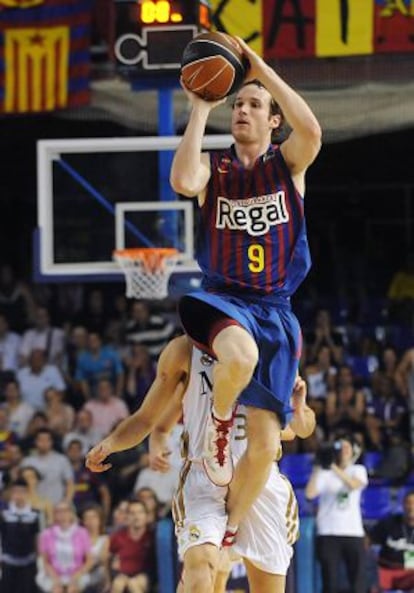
[110,500,129,534]
[36,501,93,593]
[369,490,414,591]
[366,372,408,450]
[134,487,162,527]
[387,253,414,325]
[372,345,400,389]
[124,300,175,360]
[1,442,24,486]
[20,411,50,453]
[0,478,40,593]
[0,406,17,470]
[3,379,34,439]
[326,365,366,440]
[63,408,101,454]
[304,344,337,427]
[17,349,66,411]
[0,265,35,333]
[124,344,156,412]
[81,504,110,593]
[395,346,414,399]
[305,308,346,366]
[83,379,129,441]
[75,332,124,400]
[133,459,178,519]
[0,313,21,373]
[109,499,156,593]
[19,465,53,527]
[65,438,111,523]
[21,427,74,505]
[19,306,65,367]
[63,325,88,410]
[75,289,108,335]
[44,387,75,437]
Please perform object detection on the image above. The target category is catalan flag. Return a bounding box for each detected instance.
[0,0,91,114]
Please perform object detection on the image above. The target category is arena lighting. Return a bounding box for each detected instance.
[115,0,211,74]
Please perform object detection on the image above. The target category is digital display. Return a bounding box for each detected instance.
[140,1,183,25]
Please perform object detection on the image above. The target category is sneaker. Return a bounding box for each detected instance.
[222,526,238,547]
[202,411,234,486]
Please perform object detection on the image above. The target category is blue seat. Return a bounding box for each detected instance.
[294,488,315,517]
[279,453,314,488]
[364,451,383,474]
[361,486,394,521]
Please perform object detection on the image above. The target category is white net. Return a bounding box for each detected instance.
[113,248,179,300]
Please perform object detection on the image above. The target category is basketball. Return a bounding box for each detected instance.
[181,32,248,102]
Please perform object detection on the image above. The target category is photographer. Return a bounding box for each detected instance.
[305,435,368,593]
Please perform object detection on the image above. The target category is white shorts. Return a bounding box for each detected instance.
[233,466,299,575]
[172,460,227,559]
[173,459,298,575]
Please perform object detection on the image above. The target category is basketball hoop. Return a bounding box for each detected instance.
[113,247,179,300]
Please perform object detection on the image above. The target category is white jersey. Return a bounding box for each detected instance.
[181,347,247,461]
[173,347,298,575]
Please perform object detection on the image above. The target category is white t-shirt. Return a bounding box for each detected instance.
[314,464,368,537]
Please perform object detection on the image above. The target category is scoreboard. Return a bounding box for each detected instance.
[115,0,211,75]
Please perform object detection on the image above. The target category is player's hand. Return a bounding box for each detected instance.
[85,439,113,473]
[291,376,307,409]
[149,431,172,473]
[180,77,226,110]
[234,36,266,81]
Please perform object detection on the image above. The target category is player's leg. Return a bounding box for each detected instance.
[243,559,286,593]
[183,543,221,593]
[203,324,258,486]
[214,548,232,593]
[226,406,281,532]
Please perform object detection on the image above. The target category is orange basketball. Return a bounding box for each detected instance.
[181,32,248,102]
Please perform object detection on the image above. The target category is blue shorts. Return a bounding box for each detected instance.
[178,290,302,425]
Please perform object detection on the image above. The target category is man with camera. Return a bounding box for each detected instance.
[305,435,368,593]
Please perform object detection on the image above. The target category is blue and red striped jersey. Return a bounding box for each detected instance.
[196,144,311,296]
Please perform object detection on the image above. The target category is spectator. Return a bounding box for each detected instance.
[21,427,74,505]
[3,378,34,438]
[110,500,129,533]
[83,379,129,440]
[36,501,93,593]
[1,442,24,486]
[20,411,50,453]
[19,306,65,367]
[304,344,337,430]
[44,387,75,437]
[17,348,66,411]
[373,345,400,388]
[0,478,40,593]
[76,289,108,335]
[64,325,88,409]
[134,488,162,527]
[366,372,408,450]
[0,265,35,332]
[326,365,366,439]
[133,459,178,518]
[19,465,54,527]
[0,406,17,470]
[124,344,156,411]
[305,435,368,593]
[109,499,156,593]
[369,490,414,591]
[63,408,101,454]
[0,313,21,373]
[65,438,111,523]
[306,308,346,366]
[124,301,175,360]
[81,504,110,593]
[75,332,124,399]
[395,346,414,399]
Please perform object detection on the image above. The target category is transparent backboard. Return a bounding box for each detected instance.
[35,134,232,282]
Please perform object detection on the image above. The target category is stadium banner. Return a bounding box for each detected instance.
[210,0,263,56]
[374,0,414,53]
[211,0,414,59]
[0,0,91,114]
[263,0,316,59]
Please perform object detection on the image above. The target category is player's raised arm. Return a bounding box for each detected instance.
[170,84,223,198]
[85,336,190,473]
[237,38,321,177]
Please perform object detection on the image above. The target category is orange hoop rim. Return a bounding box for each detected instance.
[113,247,179,261]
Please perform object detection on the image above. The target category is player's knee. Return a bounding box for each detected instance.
[185,563,216,593]
[246,437,280,465]
[222,347,258,383]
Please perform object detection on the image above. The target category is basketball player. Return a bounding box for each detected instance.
[86,336,315,593]
[169,37,321,540]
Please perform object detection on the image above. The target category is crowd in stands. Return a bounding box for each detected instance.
[0,261,413,592]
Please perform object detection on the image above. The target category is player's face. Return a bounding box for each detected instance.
[231,85,280,144]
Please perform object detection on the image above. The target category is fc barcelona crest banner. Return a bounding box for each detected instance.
[210,0,414,59]
[0,0,92,114]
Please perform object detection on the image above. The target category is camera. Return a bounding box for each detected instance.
[315,441,342,469]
